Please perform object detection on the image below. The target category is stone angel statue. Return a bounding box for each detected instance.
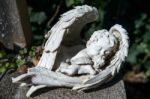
[12,5,129,97]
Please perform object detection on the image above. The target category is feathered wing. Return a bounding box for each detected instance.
[73,24,129,91]
[12,5,98,97]
[108,24,129,74]
[37,5,98,70]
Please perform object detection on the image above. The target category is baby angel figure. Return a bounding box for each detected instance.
[57,29,118,76]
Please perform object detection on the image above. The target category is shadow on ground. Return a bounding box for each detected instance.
[124,81,150,99]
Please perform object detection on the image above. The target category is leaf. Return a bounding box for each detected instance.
[30,12,47,25]
[29,51,36,57]
[127,43,147,64]
[143,33,150,43]
[65,0,75,7]
[146,69,150,77]
[0,50,6,58]
[8,63,16,69]
[16,59,25,67]
[0,66,6,73]
[19,48,27,55]
[135,14,147,29]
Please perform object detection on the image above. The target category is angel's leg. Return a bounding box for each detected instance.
[78,65,96,75]
[56,63,78,75]
[57,63,96,75]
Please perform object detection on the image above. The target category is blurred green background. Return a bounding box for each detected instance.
[0,0,150,99]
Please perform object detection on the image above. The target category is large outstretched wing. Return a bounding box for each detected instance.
[37,5,98,70]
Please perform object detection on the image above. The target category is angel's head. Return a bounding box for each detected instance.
[86,30,117,58]
[86,30,118,70]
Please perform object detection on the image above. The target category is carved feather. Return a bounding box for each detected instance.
[38,5,98,70]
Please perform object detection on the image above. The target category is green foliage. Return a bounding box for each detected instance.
[29,46,36,57]
[28,7,47,45]
[0,50,6,58]
[0,47,37,73]
[19,48,28,55]
[30,11,47,25]
[127,14,150,76]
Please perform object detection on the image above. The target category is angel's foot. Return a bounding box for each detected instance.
[56,63,78,75]
[78,65,97,75]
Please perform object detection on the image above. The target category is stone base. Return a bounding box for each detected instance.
[0,72,126,99]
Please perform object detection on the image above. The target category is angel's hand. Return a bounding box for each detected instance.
[93,55,105,70]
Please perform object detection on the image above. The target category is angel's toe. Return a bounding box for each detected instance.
[26,85,47,97]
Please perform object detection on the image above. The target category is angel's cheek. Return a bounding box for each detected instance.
[86,46,100,57]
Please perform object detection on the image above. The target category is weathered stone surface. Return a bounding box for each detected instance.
[0,72,126,99]
[0,0,32,49]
